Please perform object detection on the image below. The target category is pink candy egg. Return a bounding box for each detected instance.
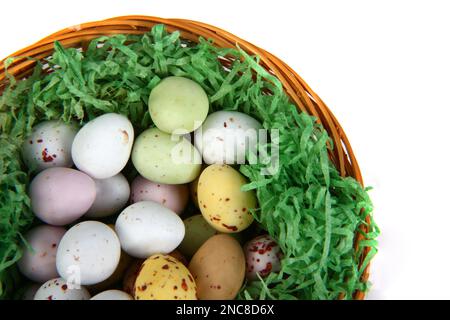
[244,235,283,281]
[18,225,66,283]
[130,175,189,215]
[29,167,96,226]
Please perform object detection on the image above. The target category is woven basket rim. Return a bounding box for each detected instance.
[0,15,372,300]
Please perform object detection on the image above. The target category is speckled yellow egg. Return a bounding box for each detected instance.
[134,254,197,300]
[198,164,256,233]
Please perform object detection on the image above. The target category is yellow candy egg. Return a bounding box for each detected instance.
[198,164,256,233]
[134,254,197,300]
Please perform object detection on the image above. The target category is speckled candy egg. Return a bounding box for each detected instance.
[188,234,245,300]
[91,290,133,300]
[85,173,130,218]
[72,113,134,179]
[178,214,219,258]
[194,111,262,164]
[18,225,66,282]
[244,235,283,281]
[22,120,78,172]
[56,221,121,285]
[134,254,197,300]
[34,278,91,300]
[198,164,256,233]
[115,201,185,258]
[130,175,189,215]
[29,167,96,226]
[149,76,209,134]
[132,128,202,184]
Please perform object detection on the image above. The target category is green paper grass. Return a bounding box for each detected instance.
[0,24,379,300]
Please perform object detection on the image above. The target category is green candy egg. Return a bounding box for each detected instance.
[178,214,244,258]
[178,214,219,258]
[131,128,202,184]
[149,76,209,134]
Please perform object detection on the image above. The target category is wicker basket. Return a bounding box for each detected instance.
[0,15,373,300]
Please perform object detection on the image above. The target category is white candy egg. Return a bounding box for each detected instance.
[18,225,66,282]
[90,289,133,300]
[71,113,134,179]
[34,277,91,300]
[194,111,262,164]
[22,120,78,172]
[244,235,282,281]
[56,221,121,285]
[115,201,185,258]
[84,173,130,218]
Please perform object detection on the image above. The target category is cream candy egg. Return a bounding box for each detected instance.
[130,175,189,215]
[149,76,209,134]
[85,173,130,218]
[56,221,121,286]
[244,235,282,281]
[18,225,66,282]
[132,128,202,184]
[22,120,78,172]
[90,290,133,300]
[194,111,262,164]
[115,201,185,258]
[72,113,134,179]
[34,277,91,300]
[29,167,96,226]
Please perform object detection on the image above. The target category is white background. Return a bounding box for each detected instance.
[1,0,449,300]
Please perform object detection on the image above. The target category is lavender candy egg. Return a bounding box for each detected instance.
[18,225,66,283]
[29,167,96,226]
[84,173,130,219]
[130,175,189,215]
[244,235,283,281]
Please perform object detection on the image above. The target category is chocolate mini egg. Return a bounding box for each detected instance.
[178,214,219,258]
[85,173,130,218]
[198,164,256,233]
[21,283,41,300]
[18,225,66,283]
[72,113,134,179]
[29,167,96,226]
[130,175,189,215]
[194,111,262,164]
[91,290,133,300]
[34,277,91,300]
[134,254,197,300]
[244,235,282,281]
[115,201,185,258]
[22,120,78,172]
[168,250,189,267]
[149,76,209,134]
[131,128,202,184]
[123,259,144,296]
[56,221,121,285]
[188,234,245,300]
